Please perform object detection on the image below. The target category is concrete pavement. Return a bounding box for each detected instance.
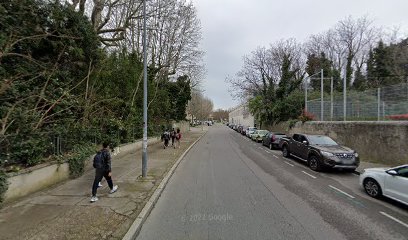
[0,127,205,240]
[137,124,408,240]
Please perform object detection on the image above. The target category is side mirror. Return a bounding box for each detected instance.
[386,170,398,176]
[302,141,308,145]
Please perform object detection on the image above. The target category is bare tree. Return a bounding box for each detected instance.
[228,39,304,101]
[187,89,213,121]
[335,16,380,87]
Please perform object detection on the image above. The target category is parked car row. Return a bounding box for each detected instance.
[228,124,408,207]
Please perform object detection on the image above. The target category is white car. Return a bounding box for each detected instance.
[359,164,408,205]
[245,127,257,137]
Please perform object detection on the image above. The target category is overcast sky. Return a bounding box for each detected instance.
[192,0,408,110]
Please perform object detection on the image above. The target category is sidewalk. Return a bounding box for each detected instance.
[0,127,205,240]
[356,161,392,174]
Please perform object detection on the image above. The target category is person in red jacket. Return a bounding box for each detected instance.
[175,128,182,149]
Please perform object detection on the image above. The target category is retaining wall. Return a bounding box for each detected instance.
[267,121,408,166]
[4,137,160,203]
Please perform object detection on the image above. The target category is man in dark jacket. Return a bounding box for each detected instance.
[91,142,118,202]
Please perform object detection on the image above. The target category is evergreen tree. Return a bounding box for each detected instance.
[305,52,337,92]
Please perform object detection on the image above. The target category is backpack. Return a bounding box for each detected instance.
[93,151,105,169]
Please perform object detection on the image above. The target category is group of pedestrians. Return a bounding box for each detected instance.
[161,128,182,149]
[90,127,182,202]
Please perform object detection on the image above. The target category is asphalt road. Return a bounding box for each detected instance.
[137,125,408,240]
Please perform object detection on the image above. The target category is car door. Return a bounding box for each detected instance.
[297,135,309,160]
[264,133,271,145]
[384,166,408,204]
[291,134,302,157]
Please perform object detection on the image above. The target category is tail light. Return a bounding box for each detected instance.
[272,135,276,141]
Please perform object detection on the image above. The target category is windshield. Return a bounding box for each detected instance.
[307,135,338,145]
[249,127,257,131]
[257,130,269,135]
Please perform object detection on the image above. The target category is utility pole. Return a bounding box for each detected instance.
[141,0,148,178]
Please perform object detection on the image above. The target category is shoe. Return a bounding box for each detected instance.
[110,185,118,194]
[90,196,98,202]
[98,182,103,188]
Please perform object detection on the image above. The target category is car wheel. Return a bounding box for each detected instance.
[363,178,382,198]
[269,143,273,150]
[308,155,322,171]
[282,145,290,158]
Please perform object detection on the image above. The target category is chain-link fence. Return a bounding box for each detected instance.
[306,82,408,121]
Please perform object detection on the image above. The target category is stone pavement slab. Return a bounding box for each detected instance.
[0,128,205,240]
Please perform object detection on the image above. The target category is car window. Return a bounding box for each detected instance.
[397,167,408,178]
[299,135,307,143]
[293,134,299,142]
[307,135,338,145]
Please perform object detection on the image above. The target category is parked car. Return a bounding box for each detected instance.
[262,132,287,149]
[245,127,257,137]
[359,165,408,205]
[251,130,269,142]
[241,127,247,135]
[280,134,360,172]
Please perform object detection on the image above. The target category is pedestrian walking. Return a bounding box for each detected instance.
[175,128,182,149]
[170,128,176,148]
[161,129,170,149]
[91,142,118,203]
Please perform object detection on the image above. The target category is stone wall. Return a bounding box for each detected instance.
[266,121,408,166]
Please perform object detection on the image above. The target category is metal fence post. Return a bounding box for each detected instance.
[331,76,333,120]
[343,75,347,121]
[377,88,381,121]
[383,101,385,120]
[321,69,324,121]
[304,77,308,112]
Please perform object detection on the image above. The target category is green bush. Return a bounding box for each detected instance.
[66,144,95,178]
[287,119,298,130]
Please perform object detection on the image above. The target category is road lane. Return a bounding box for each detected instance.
[232,128,408,238]
[137,125,407,240]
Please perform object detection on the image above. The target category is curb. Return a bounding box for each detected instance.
[122,131,207,240]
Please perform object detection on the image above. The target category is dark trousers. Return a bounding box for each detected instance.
[92,168,113,196]
[171,137,175,145]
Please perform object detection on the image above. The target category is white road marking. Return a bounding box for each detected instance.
[302,171,317,179]
[265,150,271,154]
[379,211,408,228]
[329,185,355,199]
[273,155,279,159]
[284,161,294,167]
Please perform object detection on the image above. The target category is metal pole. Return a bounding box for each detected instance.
[343,71,347,121]
[377,88,380,121]
[304,77,308,112]
[321,69,324,121]
[382,101,385,120]
[331,76,333,120]
[141,0,148,178]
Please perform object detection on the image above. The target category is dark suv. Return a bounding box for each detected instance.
[280,134,360,172]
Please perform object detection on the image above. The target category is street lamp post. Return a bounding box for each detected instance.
[141,0,148,178]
